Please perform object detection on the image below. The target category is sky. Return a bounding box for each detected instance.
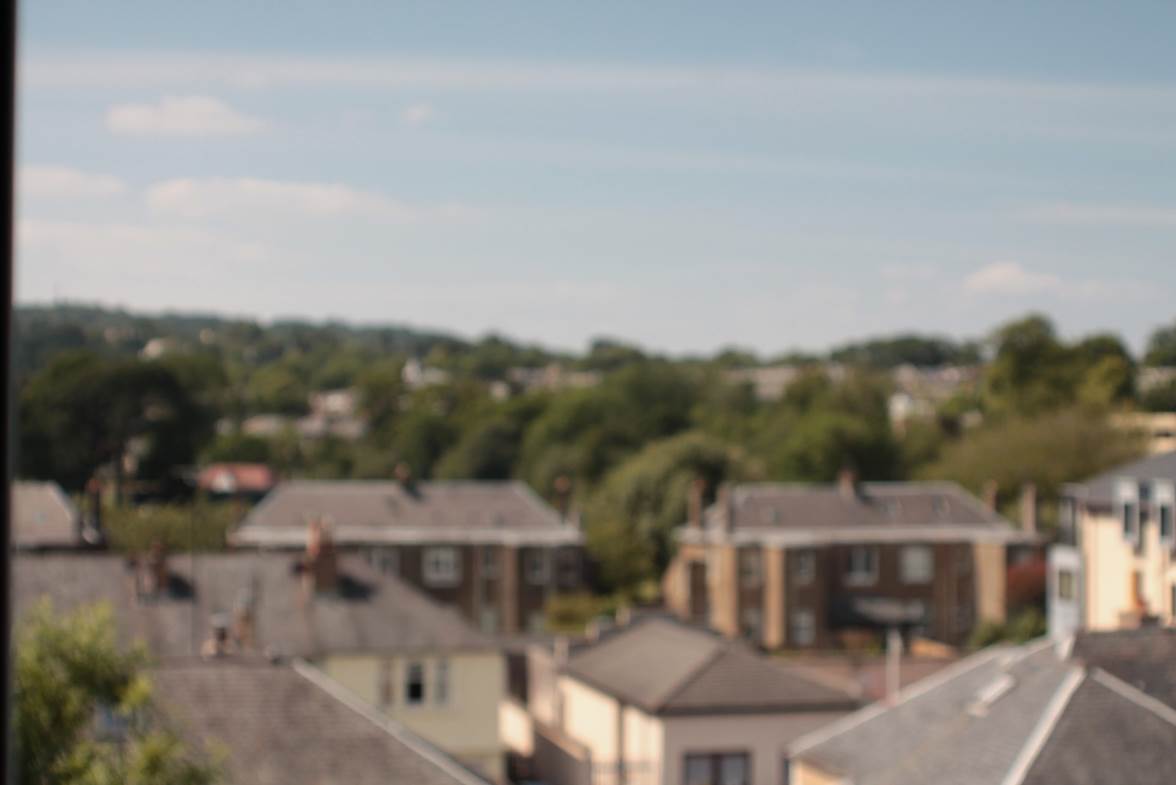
[14,1,1176,355]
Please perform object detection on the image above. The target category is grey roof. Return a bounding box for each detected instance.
[151,658,491,785]
[564,617,857,716]
[14,552,492,658]
[1070,627,1176,710]
[1074,450,1176,506]
[682,482,1029,545]
[234,480,581,547]
[12,481,81,549]
[791,635,1176,785]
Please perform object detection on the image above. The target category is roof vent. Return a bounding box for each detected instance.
[967,673,1015,717]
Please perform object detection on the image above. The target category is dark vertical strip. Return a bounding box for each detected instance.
[0,0,18,779]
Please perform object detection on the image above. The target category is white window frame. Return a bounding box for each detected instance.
[791,609,816,647]
[434,658,450,706]
[524,549,551,586]
[405,661,426,706]
[792,550,815,586]
[845,546,879,587]
[423,547,460,587]
[739,548,763,588]
[1155,481,1175,546]
[1117,478,1141,548]
[899,545,934,585]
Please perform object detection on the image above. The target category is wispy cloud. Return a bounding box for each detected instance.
[145,176,469,222]
[106,95,265,136]
[964,261,1061,296]
[400,103,435,126]
[19,165,126,198]
[1019,202,1176,227]
[963,261,1154,304]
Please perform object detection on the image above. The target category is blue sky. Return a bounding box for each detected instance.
[15,2,1176,354]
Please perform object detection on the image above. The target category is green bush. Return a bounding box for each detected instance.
[104,503,238,553]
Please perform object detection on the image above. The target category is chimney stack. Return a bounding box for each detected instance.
[394,462,416,494]
[688,476,706,529]
[201,612,234,659]
[716,483,735,532]
[304,517,338,595]
[140,538,169,596]
[232,587,256,651]
[553,475,573,521]
[1020,483,1037,536]
[838,467,858,500]
[982,480,999,512]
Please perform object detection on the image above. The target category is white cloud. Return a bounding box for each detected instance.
[1019,202,1176,227]
[963,261,1061,295]
[144,176,470,222]
[19,165,126,199]
[106,95,265,136]
[400,103,435,126]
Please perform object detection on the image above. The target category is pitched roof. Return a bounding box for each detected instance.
[14,552,492,659]
[197,463,277,495]
[151,657,491,785]
[12,481,81,549]
[682,482,1030,545]
[790,633,1176,785]
[1070,627,1176,710]
[564,617,856,716]
[1073,450,1176,507]
[233,480,581,546]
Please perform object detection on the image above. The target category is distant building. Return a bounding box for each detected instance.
[507,364,603,395]
[196,463,277,502]
[1112,411,1176,455]
[12,480,101,550]
[520,616,858,785]
[231,478,586,635]
[1050,450,1176,639]
[722,365,804,401]
[788,628,1176,785]
[151,657,494,785]
[663,474,1035,649]
[403,358,453,390]
[15,542,507,780]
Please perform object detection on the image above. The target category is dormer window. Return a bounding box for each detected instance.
[1116,479,1141,549]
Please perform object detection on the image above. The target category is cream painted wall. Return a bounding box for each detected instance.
[622,704,664,785]
[323,651,505,781]
[1081,511,1176,629]
[972,542,1007,625]
[558,675,620,769]
[662,711,846,785]
[791,760,847,785]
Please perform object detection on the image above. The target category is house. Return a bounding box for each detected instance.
[150,656,495,785]
[663,474,1036,649]
[231,477,586,635]
[196,462,277,502]
[14,533,507,781]
[1049,450,1176,638]
[787,627,1176,785]
[12,480,101,550]
[516,616,858,785]
[1112,412,1176,455]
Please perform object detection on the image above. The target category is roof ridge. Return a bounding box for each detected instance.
[999,666,1084,785]
[1089,667,1176,727]
[291,659,492,785]
[651,640,728,712]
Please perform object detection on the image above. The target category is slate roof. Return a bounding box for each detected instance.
[564,617,857,716]
[14,552,492,658]
[682,482,1030,545]
[151,657,491,785]
[233,480,582,547]
[1070,627,1176,710]
[1073,450,1176,507]
[12,481,81,549]
[790,631,1176,785]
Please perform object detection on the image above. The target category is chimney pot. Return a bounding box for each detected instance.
[1020,483,1037,536]
[688,477,706,529]
[716,483,735,532]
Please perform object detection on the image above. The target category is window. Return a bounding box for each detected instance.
[792,550,815,585]
[684,753,750,785]
[405,661,426,705]
[1057,569,1075,601]
[434,658,450,706]
[423,547,460,587]
[1161,504,1174,544]
[740,607,762,639]
[1117,479,1141,547]
[845,546,878,586]
[369,547,399,576]
[900,545,933,584]
[780,758,791,785]
[480,546,498,578]
[738,548,762,588]
[524,549,551,585]
[557,548,581,588]
[1156,482,1175,545]
[791,609,815,646]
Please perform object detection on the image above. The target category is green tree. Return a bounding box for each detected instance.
[1144,321,1176,366]
[15,601,219,785]
[244,362,309,416]
[983,315,1073,417]
[355,359,405,432]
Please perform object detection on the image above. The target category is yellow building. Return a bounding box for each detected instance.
[1050,451,1176,638]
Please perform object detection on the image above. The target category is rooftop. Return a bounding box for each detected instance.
[1071,450,1176,507]
[11,480,83,550]
[790,628,1176,785]
[151,657,492,785]
[14,551,492,659]
[233,479,581,546]
[564,617,857,716]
